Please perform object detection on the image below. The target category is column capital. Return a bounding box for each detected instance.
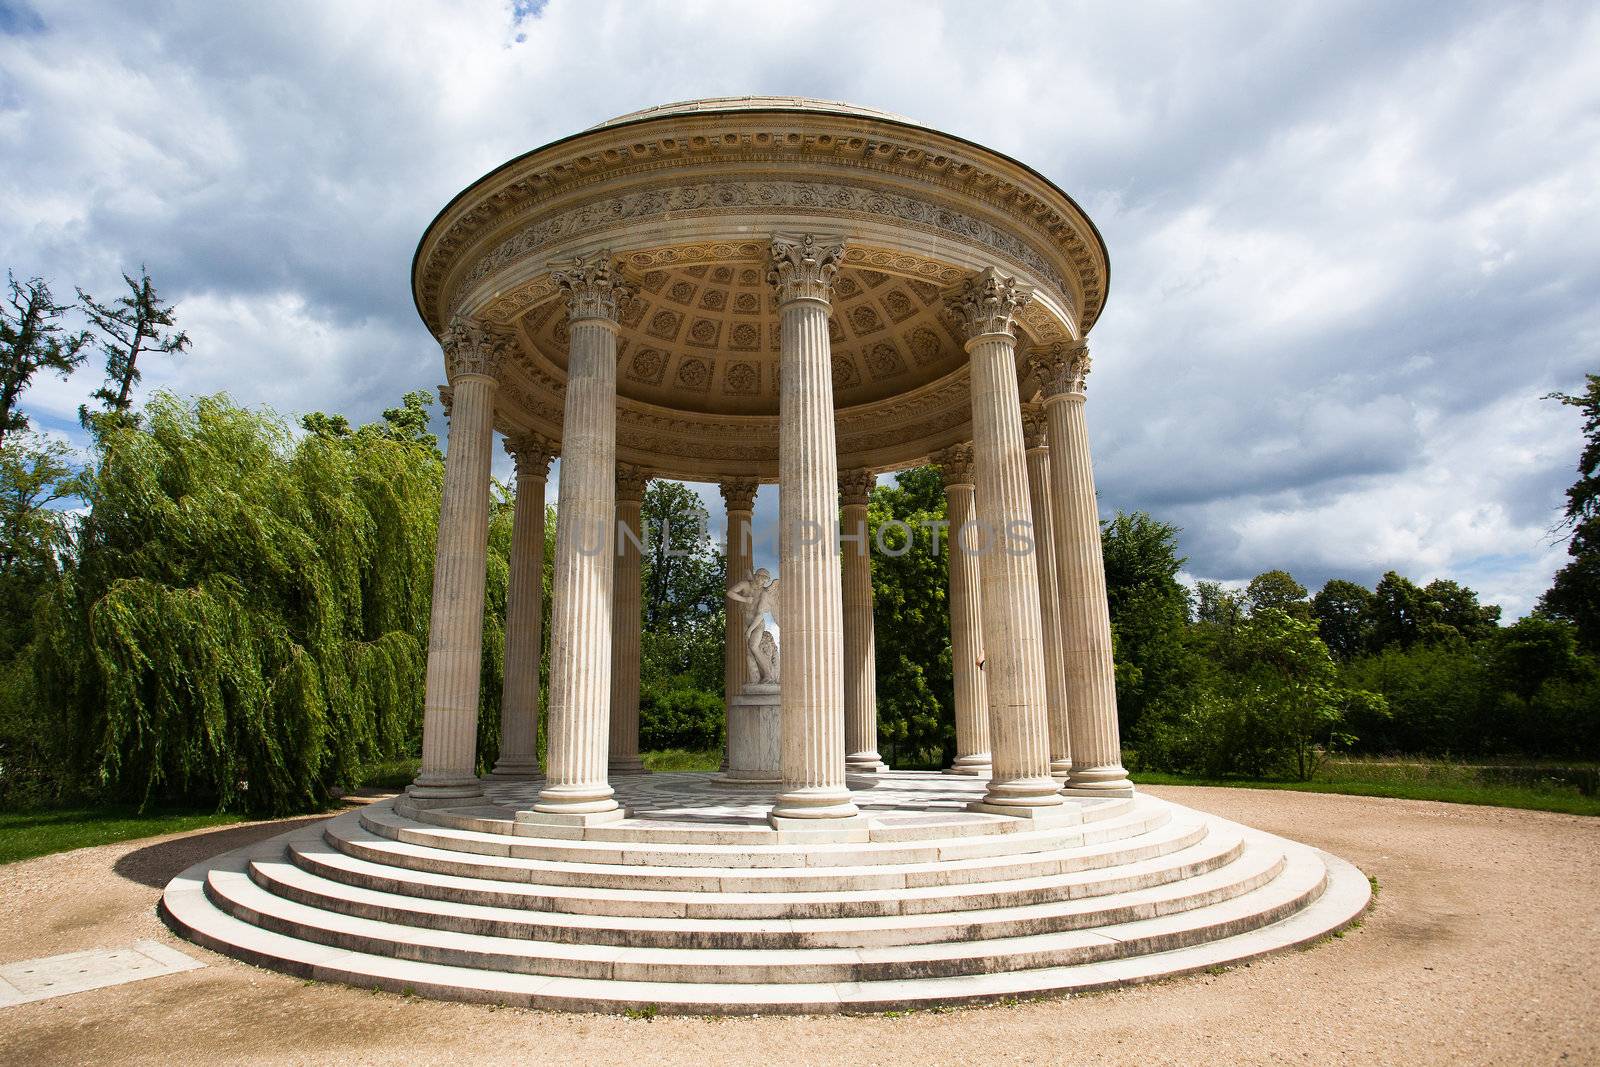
[839,467,875,507]
[933,443,976,487]
[616,462,650,502]
[1027,339,1092,399]
[719,478,759,514]
[440,316,515,383]
[945,268,1033,345]
[767,233,846,305]
[1020,402,1049,450]
[504,431,557,479]
[437,383,454,416]
[553,250,636,324]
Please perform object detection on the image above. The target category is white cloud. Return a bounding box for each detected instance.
[3,0,1597,618]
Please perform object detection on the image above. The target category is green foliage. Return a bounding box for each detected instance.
[1244,569,1311,621]
[639,680,724,752]
[76,268,190,428]
[639,481,723,695]
[870,466,952,768]
[1311,579,1374,661]
[21,392,446,813]
[0,273,89,447]
[1540,374,1600,651]
[1101,512,1196,739]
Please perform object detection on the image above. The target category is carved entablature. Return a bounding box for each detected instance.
[616,463,650,501]
[504,431,557,478]
[838,467,876,506]
[552,252,636,324]
[934,443,976,487]
[767,233,846,305]
[719,479,759,514]
[946,269,1034,343]
[1020,403,1049,450]
[1028,340,1091,399]
[440,317,514,382]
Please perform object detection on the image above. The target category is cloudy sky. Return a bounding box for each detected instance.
[3,0,1597,617]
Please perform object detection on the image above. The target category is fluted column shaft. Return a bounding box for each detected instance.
[937,450,991,776]
[950,270,1062,811]
[534,255,634,819]
[1034,342,1133,796]
[492,435,553,778]
[768,233,859,823]
[840,470,884,773]
[720,481,758,771]
[1023,411,1073,779]
[608,467,648,775]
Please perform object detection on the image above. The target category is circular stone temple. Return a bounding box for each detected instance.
[160,97,1370,1013]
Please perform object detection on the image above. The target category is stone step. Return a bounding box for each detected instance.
[252,828,1260,950]
[326,806,1187,894]
[160,802,1373,1013]
[290,819,1234,920]
[352,800,1174,874]
[203,838,1317,982]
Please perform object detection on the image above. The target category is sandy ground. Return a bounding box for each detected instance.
[0,786,1595,1067]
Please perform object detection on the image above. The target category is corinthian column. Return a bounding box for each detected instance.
[840,467,885,774]
[1022,405,1073,780]
[935,445,991,777]
[947,270,1064,816]
[1028,341,1133,796]
[766,233,861,826]
[608,463,649,776]
[526,253,634,824]
[720,479,759,770]
[409,318,511,802]
[492,431,556,779]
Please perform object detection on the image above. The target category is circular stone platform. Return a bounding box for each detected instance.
[160,772,1369,1014]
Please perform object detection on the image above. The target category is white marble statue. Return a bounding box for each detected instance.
[728,567,780,685]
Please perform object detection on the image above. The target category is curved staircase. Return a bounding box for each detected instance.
[160,772,1369,1013]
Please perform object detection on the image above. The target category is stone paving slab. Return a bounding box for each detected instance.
[0,939,203,1007]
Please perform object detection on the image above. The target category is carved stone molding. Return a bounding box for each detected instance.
[1020,403,1049,449]
[838,467,876,506]
[767,233,846,305]
[440,317,515,382]
[616,462,650,501]
[934,443,976,486]
[1028,340,1091,399]
[437,384,454,416]
[945,268,1033,344]
[552,252,636,324]
[720,478,759,513]
[504,431,558,478]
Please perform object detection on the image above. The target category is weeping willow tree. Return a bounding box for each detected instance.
[30,391,507,814]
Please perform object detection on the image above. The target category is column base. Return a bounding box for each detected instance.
[768,813,871,834]
[1050,758,1073,782]
[1065,764,1135,796]
[406,776,485,802]
[979,775,1066,810]
[516,806,629,829]
[489,761,542,780]
[608,757,649,776]
[711,772,783,787]
[846,751,889,774]
[768,785,860,822]
[531,781,619,816]
[944,753,992,777]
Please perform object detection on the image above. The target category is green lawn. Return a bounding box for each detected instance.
[1132,768,1600,817]
[0,806,246,865]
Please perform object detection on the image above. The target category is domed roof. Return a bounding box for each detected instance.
[591,95,919,130]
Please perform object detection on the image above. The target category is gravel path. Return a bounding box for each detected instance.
[1,786,1595,1066]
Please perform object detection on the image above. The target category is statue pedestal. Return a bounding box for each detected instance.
[714,682,781,785]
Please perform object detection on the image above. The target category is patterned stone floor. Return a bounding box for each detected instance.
[459,770,1080,831]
